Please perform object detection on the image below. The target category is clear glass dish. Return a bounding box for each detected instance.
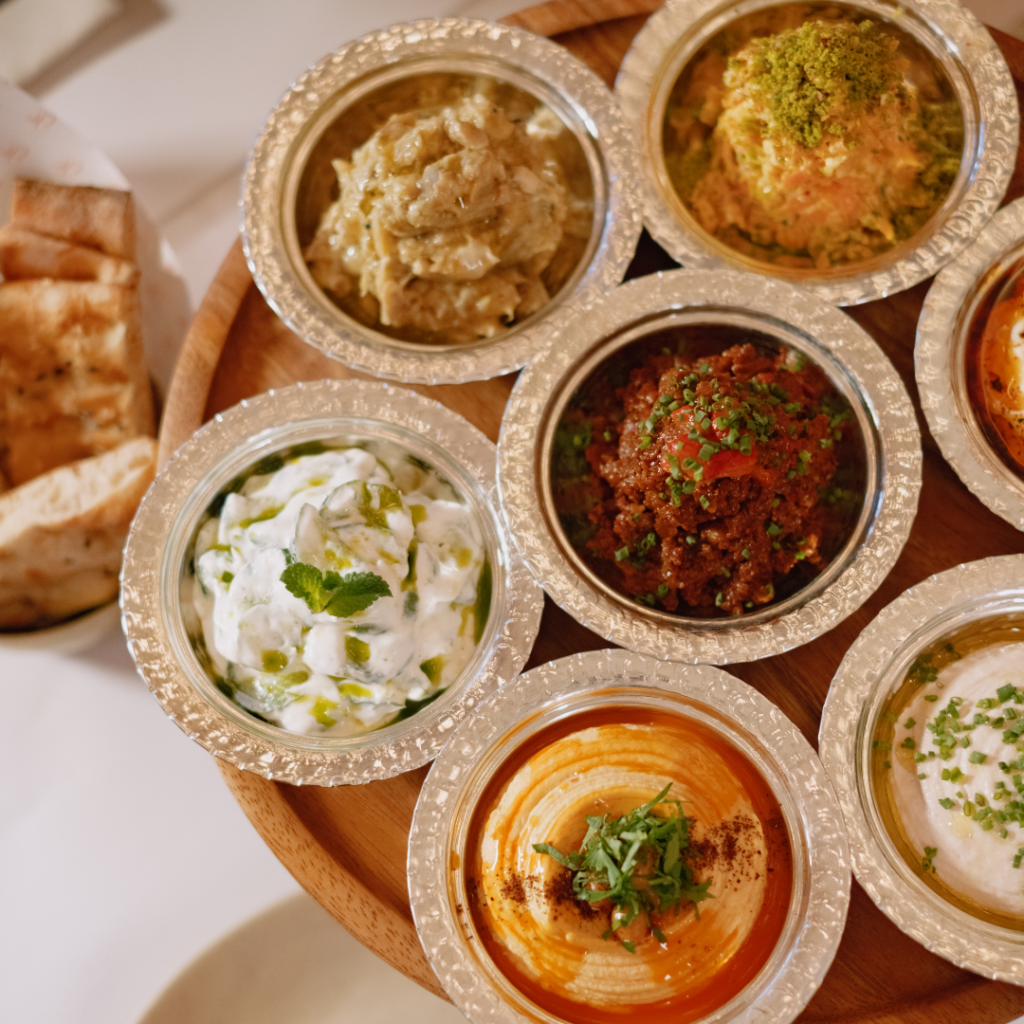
[120,380,543,786]
[819,554,1024,982]
[615,0,1018,306]
[498,268,921,664]
[243,18,642,385]
[408,647,850,1024]
[917,196,1024,531]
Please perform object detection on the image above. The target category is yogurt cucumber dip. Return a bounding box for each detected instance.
[886,642,1024,921]
[189,439,491,737]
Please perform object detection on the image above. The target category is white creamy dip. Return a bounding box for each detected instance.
[890,643,1024,917]
[190,441,489,737]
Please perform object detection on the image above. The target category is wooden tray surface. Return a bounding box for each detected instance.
[157,5,1024,1020]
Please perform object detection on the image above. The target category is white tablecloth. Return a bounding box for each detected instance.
[2,1,1022,1022]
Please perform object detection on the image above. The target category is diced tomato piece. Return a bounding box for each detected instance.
[704,447,758,480]
[661,412,758,481]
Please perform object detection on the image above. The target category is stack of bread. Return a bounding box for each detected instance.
[0,179,158,629]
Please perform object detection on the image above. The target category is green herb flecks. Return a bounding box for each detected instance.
[921,846,938,875]
[532,784,713,951]
[345,635,371,664]
[473,557,492,645]
[395,688,445,722]
[280,562,391,618]
[905,652,939,686]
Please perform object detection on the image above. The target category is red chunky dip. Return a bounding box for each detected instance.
[552,330,862,616]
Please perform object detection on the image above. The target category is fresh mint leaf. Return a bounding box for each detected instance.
[280,562,391,618]
[324,571,392,618]
[280,562,331,612]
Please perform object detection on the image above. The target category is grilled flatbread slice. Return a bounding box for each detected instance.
[9,179,135,259]
[0,225,138,284]
[0,278,154,485]
[0,436,157,629]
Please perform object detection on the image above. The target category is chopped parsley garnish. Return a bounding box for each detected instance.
[280,562,391,617]
[532,785,713,951]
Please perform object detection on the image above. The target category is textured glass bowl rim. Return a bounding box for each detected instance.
[498,268,921,664]
[120,380,543,786]
[242,18,643,386]
[917,196,1024,532]
[819,554,1024,981]
[408,647,851,1024]
[615,0,1019,307]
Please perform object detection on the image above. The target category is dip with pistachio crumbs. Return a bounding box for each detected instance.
[888,643,1024,922]
[665,15,963,269]
[189,440,491,737]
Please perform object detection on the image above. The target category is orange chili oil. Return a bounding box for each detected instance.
[465,706,794,1024]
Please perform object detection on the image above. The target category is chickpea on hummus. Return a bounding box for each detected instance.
[665,13,963,269]
[305,79,593,344]
[468,709,792,1024]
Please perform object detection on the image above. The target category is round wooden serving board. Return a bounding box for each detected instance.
[157,4,1024,1020]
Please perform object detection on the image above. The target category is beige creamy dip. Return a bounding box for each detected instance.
[891,643,1024,916]
[305,92,592,344]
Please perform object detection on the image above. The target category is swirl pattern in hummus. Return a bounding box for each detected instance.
[469,714,792,1020]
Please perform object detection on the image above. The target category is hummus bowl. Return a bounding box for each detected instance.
[615,0,1018,307]
[408,648,850,1024]
[498,268,921,664]
[819,555,1024,982]
[120,379,543,786]
[917,197,1024,532]
[243,18,641,385]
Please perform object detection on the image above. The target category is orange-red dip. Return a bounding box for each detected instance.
[966,267,1024,477]
[467,706,793,1024]
[573,341,851,615]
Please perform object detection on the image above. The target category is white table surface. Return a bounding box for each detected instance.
[3,1,1024,1022]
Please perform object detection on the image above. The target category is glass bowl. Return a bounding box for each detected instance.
[819,554,1024,981]
[615,0,1018,306]
[120,380,543,786]
[498,267,921,664]
[243,18,642,385]
[917,196,1024,531]
[408,647,850,1024]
